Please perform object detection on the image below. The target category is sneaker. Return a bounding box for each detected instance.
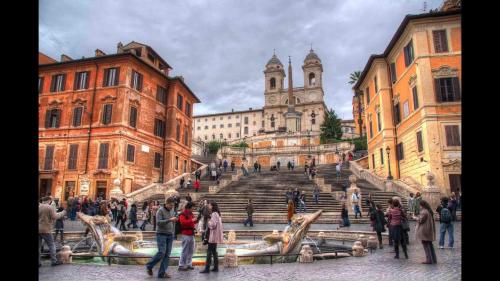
[178,267,188,271]
[51,261,63,266]
[211,268,219,272]
[158,273,171,278]
[439,246,444,249]
[146,268,153,276]
[187,266,195,270]
[448,246,454,249]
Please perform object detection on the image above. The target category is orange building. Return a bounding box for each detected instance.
[39,41,200,201]
[353,8,461,195]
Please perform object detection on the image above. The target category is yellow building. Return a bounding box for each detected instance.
[353,8,461,195]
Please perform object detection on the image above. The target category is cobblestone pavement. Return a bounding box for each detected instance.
[40,221,461,281]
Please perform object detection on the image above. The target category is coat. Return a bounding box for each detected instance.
[373,210,387,233]
[208,212,224,244]
[179,209,196,236]
[287,202,294,220]
[246,203,254,216]
[39,203,66,234]
[416,208,436,242]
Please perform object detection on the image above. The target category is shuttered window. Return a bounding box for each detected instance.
[184,128,189,145]
[154,152,162,168]
[45,109,61,128]
[176,123,181,142]
[376,111,381,132]
[126,144,135,163]
[369,119,373,138]
[44,145,55,170]
[177,94,183,110]
[67,144,79,170]
[102,104,113,125]
[404,40,414,67]
[131,70,143,91]
[412,86,419,110]
[50,74,66,92]
[185,103,191,117]
[74,71,90,90]
[390,63,397,84]
[393,101,401,125]
[372,154,375,169]
[380,148,384,165]
[374,76,378,93]
[433,30,449,53]
[98,143,109,169]
[39,77,44,94]
[396,143,404,161]
[365,87,370,104]
[129,106,137,128]
[154,119,165,137]
[103,68,119,87]
[175,156,179,170]
[435,77,461,102]
[445,125,461,146]
[72,107,83,127]
[416,131,424,152]
[156,86,167,104]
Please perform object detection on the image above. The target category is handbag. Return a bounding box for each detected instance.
[401,217,410,231]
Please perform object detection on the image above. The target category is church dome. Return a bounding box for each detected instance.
[304,49,321,63]
[266,54,283,67]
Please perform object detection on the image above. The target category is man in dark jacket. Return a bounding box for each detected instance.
[230,161,235,172]
[244,199,254,227]
[292,188,300,213]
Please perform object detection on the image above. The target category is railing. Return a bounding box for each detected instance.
[224,143,354,156]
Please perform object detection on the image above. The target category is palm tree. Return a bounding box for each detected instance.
[348,71,361,85]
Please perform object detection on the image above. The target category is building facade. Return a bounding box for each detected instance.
[39,41,200,202]
[353,8,461,195]
[340,120,359,140]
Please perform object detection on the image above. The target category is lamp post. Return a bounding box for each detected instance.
[307,130,312,159]
[223,138,227,158]
[386,146,393,180]
[242,137,247,161]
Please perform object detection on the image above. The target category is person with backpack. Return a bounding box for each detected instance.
[373,204,386,249]
[243,199,254,227]
[177,202,198,271]
[414,200,437,264]
[436,197,454,249]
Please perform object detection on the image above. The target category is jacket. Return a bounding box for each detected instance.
[39,203,66,234]
[246,203,254,216]
[179,209,196,236]
[373,210,386,233]
[287,202,294,220]
[208,212,224,244]
[416,208,436,241]
[388,206,406,226]
[194,181,200,189]
[54,207,65,230]
[129,207,137,221]
[341,208,348,219]
[156,206,174,234]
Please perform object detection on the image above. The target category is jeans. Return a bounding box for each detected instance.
[422,240,437,263]
[298,202,307,213]
[111,209,117,222]
[146,233,174,277]
[70,208,77,221]
[354,205,362,218]
[140,220,148,231]
[439,222,454,247]
[39,233,57,265]
[179,235,195,268]
[127,219,138,229]
[313,194,319,204]
[244,215,253,227]
[204,243,219,270]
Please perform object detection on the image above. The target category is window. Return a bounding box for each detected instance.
[45,109,61,128]
[50,74,66,92]
[175,156,179,170]
[98,143,109,169]
[433,30,449,53]
[380,148,384,165]
[102,104,113,125]
[236,123,240,127]
[148,53,155,62]
[212,125,216,129]
[236,115,240,119]
[270,77,276,89]
[103,67,119,87]
[372,154,375,169]
[183,160,187,173]
[236,132,240,138]
[220,124,224,128]
[253,121,256,126]
[176,122,181,142]
[228,133,232,139]
[403,100,410,118]
[126,144,135,162]
[64,181,75,201]
[177,94,183,110]
[365,87,370,104]
[212,118,215,121]
[445,125,461,146]
[154,119,166,137]
[393,100,401,125]
[38,77,44,94]
[129,106,137,128]
[228,123,232,128]
[435,77,461,102]
[67,144,79,170]
[131,70,143,91]
[204,125,208,129]
[244,117,249,125]
[72,107,83,127]
[44,145,55,170]
[369,117,373,138]
[197,126,201,130]
[184,128,189,145]
[416,131,424,152]
[156,86,167,104]
[412,86,419,110]
[228,116,231,119]
[185,103,191,117]
[374,76,378,93]
[220,117,223,120]
[74,71,90,90]
[204,135,208,140]
[404,40,414,67]
[219,133,223,139]
[390,63,397,84]
[244,127,249,134]
[309,73,316,86]
[396,143,404,161]
[376,110,381,132]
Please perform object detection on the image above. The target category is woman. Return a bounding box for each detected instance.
[366,194,376,226]
[298,192,307,213]
[373,204,387,249]
[385,199,394,246]
[194,179,200,192]
[200,201,224,274]
[388,199,408,259]
[110,199,118,222]
[139,201,149,231]
[127,204,138,229]
[339,203,350,228]
[413,200,437,264]
[287,200,294,225]
[116,204,128,231]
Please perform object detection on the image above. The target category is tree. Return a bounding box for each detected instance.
[348,71,361,85]
[207,140,227,154]
[320,108,343,143]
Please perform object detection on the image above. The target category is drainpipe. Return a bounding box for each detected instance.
[160,79,169,183]
[84,61,99,174]
[384,58,400,179]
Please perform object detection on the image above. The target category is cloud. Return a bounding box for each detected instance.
[39,0,443,119]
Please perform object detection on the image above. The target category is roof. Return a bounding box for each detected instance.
[194,108,263,118]
[122,41,172,69]
[304,49,321,62]
[39,52,57,64]
[168,76,201,103]
[266,54,283,66]
[352,9,461,90]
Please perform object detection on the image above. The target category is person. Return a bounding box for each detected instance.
[244,199,254,227]
[373,204,386,249]
[336,163,341,182]
[180,177,185,189]
[110,199,118,222]
[186,193,192,203]
[304,162,309,176]
[313,185,320,205]
[99,201,108,217]
[53,205,65,245]
[339,203,350,228]
[436,197,454,249]
[385,199,394,246]
[310,167,316,180]
[253,161,258,173]
[223,159,228,172]
[387,199,408,259]
[449,192,458,221]
[298,192,307,213]
[366,193,376,218]
[277,160,281,171]
[342,153,346,163]
[414,192,422,215]
[287,200,294,225]
[291,159,295,170]
[287,161,291,170]
[211,169,217,181]
[151,201,159,232]
[457,188,461,210]
[230,161,235,172]
[146,197,178,278]
[186,178,192,189]
[178,202,197,271]
[195,169,201,181]
[408,193,415,215]
[210,161,216,171]
[312,157,316,167]
[258,163,261,173]
[116,204,128,231]
[348,152,353,161]
[194,179,200,193]
[140,202,150,231]
[200,201,224,274]
[414,200,437,264]
[351,190,362,218]
[127,203,138,229]
[197,200,211,242]
[39,196,66,267]
[241,163,249,176]
[285,188,293,204]
[292,188,300,213]
[70,197,78,221]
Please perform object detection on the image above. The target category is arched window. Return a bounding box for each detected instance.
[309,73,316,86]
[270,77,276,89]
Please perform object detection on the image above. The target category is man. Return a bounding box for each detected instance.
[352,190,362,219]
[277,160,281,171]
[223,159,228,172]
[39,196,66,267]
[241,163,249,176]
[291,160,295,170]
[178,202,197,271]
[336,163,342,182]
[186,193,192,203]
[287,161,291,170]
[253,161,258,173]
[285,188,293,205]
[244,199,254,227]
[258,163,261,173]
[436,197,454,249]
[230,161,235,172]
[292,188,300,213]
[195,169,201,181]
[408,193,415,216]
[313,186,320,205]
[146,197,178,278]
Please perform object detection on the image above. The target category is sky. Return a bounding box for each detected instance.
[40,0,443,120]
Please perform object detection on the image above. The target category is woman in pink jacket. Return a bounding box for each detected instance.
[200,201,224,273]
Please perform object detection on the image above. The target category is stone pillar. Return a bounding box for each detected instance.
[422,171,443,211]
[352,241,364,257]
[298,245,314,263]
[109,178,125,200]
[224,248,238,267]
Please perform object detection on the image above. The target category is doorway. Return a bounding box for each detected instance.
[39,179,52,199]
[449,174,461,194]
[64,181,76,202]
[96,181,107,200]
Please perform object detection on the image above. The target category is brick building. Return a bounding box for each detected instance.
[39,41,200,202]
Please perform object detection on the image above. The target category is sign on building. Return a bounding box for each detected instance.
[80,178,90,196]
[141,145,150,153]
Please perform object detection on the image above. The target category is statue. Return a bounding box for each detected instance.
[298,245,314,263]
[358,234,368,248]
[57,245,72,264]
[224,248,238,267]
[352,241,365,257]
[227,230,236,243]
[422,171,442,211]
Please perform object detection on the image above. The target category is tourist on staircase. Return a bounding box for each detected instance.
[230,161,235,172]
[253,161,259,173]
[127,203,138,229]
[387,199,409,259]
[110,199,118,222]
[287,200,294,225]
[310,167,317,180]
[151,201,159,232]
[291,159,295,170]
[223,159,228,172]
[53,205,65,246]
[285,188,293,204]
[116,204,127,231]
[304,162,309,176]
[436,197,454,249]
[195,169,201,181]
[351,190,362,219]
[313,185,320,204]
[194,179,200,192]
[414,200,437,264]
[243,199,254,227]
[258,163,261,173]
[408,193,415,216]
[197,200,211,242]
[178,202,197,271]
[180,177,185,189]
[339,202,350,228]
[39,196,66,267]
[414,192,422,215]
[336,162,341,182]
[373,204,386,249]
[140,202,150,231]
[200,201,224,274]
[211,168,217,181]
[298,191,307,213]
[292,188,300,213]
[385,199,394,246]
[277,160,281,171]
[366,194,376,218]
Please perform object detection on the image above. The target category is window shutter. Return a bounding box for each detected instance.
[445,126,453,146]
[390,63,397,83]
[452,77,461,101]
[50,75,57,92]
[130,107,137,128]
[114,68,120,86]
[138,74,143,91]
[54,109,61,128]
[434,79,442,102]
[39,77,44,94]
[73,73,79,90]
[98,143,109,169]
[60,74,66,91]
[45,110,51,128]
[44,146,55,170]
[433,30,442,52]
[85,71,90,89]
[103,69,109,87]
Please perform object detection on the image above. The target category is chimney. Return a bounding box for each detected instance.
[117,42,123,53]
[95,49,106,57]
[60,54,73,62]
[178,76,184,82]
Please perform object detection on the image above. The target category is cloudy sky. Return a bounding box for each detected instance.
[40,0,442,120]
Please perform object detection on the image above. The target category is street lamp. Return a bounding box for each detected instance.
[307,130,312,159]
[386,146,393,180]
